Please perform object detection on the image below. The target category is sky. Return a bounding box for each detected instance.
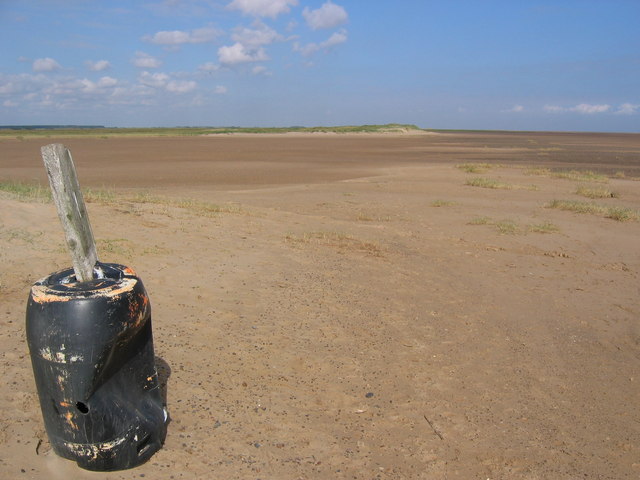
[1,0,639,132]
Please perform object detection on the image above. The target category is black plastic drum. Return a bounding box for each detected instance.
[26,263,168,471]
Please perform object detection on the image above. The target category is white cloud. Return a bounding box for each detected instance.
[544,105,564,113]
[227,0,298,18]
[98,76,118,88]
[252,65,271,75]
[33,57,61,72]
[510,105,524,112]
[232,21,282,47]
[144,27,221,46]
[303,1,348,30]
[138,71,170,88]
[571,103,610,114]
[218,42,269,65]
[132,52,162,68]
[198,62,220,72]
[322,29,347,47]
[86,60,111,71]
[544,103,610,114]
[3,100,18,107]
[214,85,228,94]
[166,80,197,93]
[294,29,347,56]
[79,76,118,93]
[615,103,639,115]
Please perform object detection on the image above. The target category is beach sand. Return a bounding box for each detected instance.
[1,131,639,479]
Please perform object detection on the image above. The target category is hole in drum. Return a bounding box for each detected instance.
[76,401,89,414]
[136,434,152,456]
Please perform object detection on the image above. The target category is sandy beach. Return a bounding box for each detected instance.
[1,131,639,479]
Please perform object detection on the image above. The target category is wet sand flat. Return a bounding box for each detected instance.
[1,131,639,479]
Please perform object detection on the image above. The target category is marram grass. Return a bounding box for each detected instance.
[465,177,537,190]
[547,200,639,221]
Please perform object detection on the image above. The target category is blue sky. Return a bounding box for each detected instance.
[1,0,639,131]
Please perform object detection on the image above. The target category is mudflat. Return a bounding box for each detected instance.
[1,131,639,479]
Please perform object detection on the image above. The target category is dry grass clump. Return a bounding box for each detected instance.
[465,177,538,191]
[547,200,639,222]
[285,231,383,256]
[457,163,497,173]
[575,185,617,199]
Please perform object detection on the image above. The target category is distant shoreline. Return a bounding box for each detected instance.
[1,124,638,139]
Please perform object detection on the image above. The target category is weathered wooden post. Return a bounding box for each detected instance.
[40,144,98,282]
[25,144,168,471]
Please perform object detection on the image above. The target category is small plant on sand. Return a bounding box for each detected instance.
[547,200,639,222]
[431,199,457,207]
[575,185,617,199]
[494,219,519,235]
[457,163,496,173]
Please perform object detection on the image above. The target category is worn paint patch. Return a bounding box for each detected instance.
[38,346,84,363]
[30,277,138,304]
[62,434,128,460]
[30,284,73,303]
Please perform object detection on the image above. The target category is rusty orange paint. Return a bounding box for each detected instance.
[123,266,137,276]
[64,411,78,431]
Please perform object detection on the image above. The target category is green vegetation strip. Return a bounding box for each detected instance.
[547,200,639,221]
[0,124,423,138]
